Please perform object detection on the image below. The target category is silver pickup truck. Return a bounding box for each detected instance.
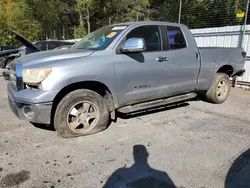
[7,21,246,138]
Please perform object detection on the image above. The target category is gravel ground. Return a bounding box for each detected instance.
[0,74,250,188]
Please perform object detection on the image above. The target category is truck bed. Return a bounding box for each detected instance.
[198,47,245,65]
[196,47,245,91]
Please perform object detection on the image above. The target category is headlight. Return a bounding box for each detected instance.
[23,67,52,85]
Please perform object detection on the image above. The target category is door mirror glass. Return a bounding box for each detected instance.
[121,38,146,53]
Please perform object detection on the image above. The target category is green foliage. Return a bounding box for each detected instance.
[75,26,87,38]
[0,0,41,45]
[0,0,249,45]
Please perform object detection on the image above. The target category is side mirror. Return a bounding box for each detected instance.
[121,38,146,53]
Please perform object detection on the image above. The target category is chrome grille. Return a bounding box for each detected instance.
[9,70,16,82]
[9,69,17,91]
[16,63,24,90]
[8,61,24,91]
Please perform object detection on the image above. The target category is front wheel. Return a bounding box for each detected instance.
[54,89,110,138]
[205,73,231,104]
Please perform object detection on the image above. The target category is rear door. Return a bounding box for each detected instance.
[114,25,172,106]
[165,25,200,95]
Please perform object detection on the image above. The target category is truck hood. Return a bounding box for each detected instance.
[0,30,40,58]
[17,49,94,68]
[0,49,20,57]
[9,29,40,52]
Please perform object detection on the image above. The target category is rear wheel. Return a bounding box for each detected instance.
[54,89,110,138]
[205,73,231,104]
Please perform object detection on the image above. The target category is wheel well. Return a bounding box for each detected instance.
[51,81,115,125]
[217,65,233,76]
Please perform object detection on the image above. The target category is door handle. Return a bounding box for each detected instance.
[156,56,168,62]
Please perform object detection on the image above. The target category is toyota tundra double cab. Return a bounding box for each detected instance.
[7,21,246,138]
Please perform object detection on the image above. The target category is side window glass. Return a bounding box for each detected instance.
[36,42,47,51]
[126,25,161,52]
[166,26,186,50]
[49,42,60,50]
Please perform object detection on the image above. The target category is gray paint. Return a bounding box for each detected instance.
[7,21,246,124]
[8,82,52,124]
[197,47,245,90]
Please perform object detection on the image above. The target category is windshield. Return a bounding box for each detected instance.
[71,25,127,50]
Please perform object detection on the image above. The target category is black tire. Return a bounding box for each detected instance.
[205,73,231,104]
[54,89,110,138]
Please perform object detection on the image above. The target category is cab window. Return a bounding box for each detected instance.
[126,25,162,52]
[166,26,186,50]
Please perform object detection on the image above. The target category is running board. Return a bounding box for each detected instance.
[117,93,197,114]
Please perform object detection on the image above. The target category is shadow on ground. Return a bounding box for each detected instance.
[31,123,55,131]
[225,148,250,188]
[103,145,176,188]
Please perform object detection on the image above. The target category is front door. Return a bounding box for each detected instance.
[114,25,171,107]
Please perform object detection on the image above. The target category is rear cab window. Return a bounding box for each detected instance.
[166,26,187,50]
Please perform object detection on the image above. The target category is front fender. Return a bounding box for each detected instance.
[42,70,118,108]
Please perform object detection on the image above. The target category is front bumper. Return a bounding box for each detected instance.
[8,83,53,124]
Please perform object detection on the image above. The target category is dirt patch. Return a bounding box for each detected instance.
[0,170,30,187]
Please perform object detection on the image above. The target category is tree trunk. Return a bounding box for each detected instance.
[79,11,84,28]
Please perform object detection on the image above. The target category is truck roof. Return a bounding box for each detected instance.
[111,21,186,27]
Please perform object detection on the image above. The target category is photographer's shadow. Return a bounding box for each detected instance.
[103,145,176,188]
[225,148,250,188]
